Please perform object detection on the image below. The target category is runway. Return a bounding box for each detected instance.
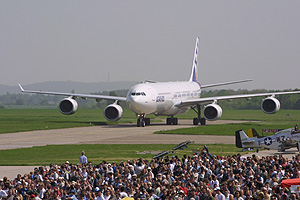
[0,119,239,150]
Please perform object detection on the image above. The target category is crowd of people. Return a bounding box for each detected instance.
[0,147,300,200]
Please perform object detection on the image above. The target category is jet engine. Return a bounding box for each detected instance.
[104,104,123,121]
[261,97,280,114]
[203,103,223,121]
[59,98,78,115]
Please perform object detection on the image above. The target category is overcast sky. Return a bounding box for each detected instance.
[1,1,299,90]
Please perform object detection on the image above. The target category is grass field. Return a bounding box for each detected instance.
[0,143,240,166]
[0,108,299,135]
[155,109,300,136]
[0,108,138,134]
[0,108,299,166]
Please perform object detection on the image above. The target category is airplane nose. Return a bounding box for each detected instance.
[127,96,142,113]
[127,96,154,114]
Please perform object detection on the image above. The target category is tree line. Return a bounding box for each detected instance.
[0,89,300,110]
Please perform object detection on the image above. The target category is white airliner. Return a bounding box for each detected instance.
[19,37,300,127]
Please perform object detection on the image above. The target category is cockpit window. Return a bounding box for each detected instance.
[131,92,146,96]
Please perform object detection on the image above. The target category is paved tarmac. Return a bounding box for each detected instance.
[244,148,300,160]
[0,120,239,150]
[0,119,298,180]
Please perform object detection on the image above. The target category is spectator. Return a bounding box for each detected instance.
[79,151,88,164]
[2,152,300,200]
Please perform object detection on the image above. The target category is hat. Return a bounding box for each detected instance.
[95,187,100,192]
[214,187,220,191]
[30,194,35,198]
[179,190,184,194]
[148,167,151,170]
[65,161,69,164]
[262,187,267,191]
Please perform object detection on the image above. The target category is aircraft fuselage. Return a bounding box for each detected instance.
[126,81,201,116]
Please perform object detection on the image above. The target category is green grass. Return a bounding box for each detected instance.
[0,108,299,135]
[0,143,241,166]
[0,108,139,134]
[155,109,300,136]
[1,108,298,166]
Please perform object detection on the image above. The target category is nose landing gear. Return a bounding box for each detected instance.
[137,115,150,127]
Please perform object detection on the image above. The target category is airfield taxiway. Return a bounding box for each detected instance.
[0,120,240,150]
[0,119,298,180]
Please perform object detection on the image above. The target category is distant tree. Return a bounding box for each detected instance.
[15,99,24,105]
[40,99,49,106]
[109,91,117,96]
[294,99,300,110]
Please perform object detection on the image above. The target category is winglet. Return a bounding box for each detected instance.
[18,83,25,92]
[189,37,200,85]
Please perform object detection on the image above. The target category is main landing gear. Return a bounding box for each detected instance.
[191,104,206,125]
[166,116,178,125]
[137,115,150,127]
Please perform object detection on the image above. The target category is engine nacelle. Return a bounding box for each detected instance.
[261,97,280,114]
[104,104,123,121]
[59,98,78,115]
[203,103,223,121]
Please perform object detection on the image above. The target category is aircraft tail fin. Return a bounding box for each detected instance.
[189,37,200,84]
[252,128,263,138]
[248,128,263,138]
[235,130,249,148]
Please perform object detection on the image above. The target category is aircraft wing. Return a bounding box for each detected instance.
[18,84,127,101]
[280,139,298,147]
[175,90,300,108]
[201,79,253,88]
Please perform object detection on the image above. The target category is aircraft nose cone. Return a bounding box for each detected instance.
[127,97,143,113]
[127,96,154,114]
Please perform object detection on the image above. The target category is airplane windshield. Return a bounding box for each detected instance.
[131,92,146,96]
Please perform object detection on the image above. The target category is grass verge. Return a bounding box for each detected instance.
[0,144,242,166]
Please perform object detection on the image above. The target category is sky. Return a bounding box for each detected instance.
[1,1,300,90]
